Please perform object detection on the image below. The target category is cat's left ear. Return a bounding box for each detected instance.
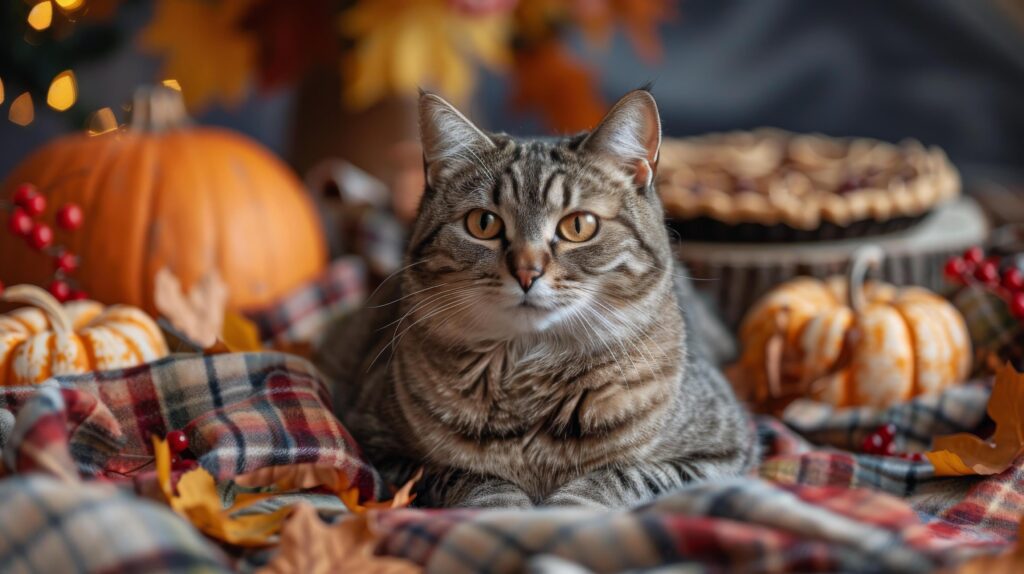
[582,90,661,189]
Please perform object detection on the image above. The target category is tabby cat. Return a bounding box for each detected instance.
[316,90,756,508]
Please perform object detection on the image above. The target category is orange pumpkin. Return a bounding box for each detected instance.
[734,246,971,409]
[0,86,326,314]
[0,284,169,385]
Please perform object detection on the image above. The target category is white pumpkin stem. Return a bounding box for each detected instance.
[847,245,886,313]
[129,86,190,133]
[0,284,73,336]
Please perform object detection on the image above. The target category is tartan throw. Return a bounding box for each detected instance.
[1,259,1023,572]
[952,284,1024,372]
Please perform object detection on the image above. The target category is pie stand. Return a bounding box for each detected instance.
[675,197,989,328]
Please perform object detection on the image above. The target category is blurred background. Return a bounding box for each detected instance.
[1,0,1022,183]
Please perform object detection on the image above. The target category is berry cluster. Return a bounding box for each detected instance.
[166,429,197,471]
[860,423,925,461]
[945,247,1024,319]
[1,182,86,301]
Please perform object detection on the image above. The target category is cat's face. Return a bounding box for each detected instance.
[404,91,672,342]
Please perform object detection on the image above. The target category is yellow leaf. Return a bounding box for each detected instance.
[220,311,262,352]
[340,0,511,109]
[926,363,1024,476]
[258,503,421,574]
[139,0,256,110]
[47,70,77,111]
[162,78,182,91]
[0,76,5,105]
[152,436,289,546]
[28,1,53,31]
[9,92,35,127]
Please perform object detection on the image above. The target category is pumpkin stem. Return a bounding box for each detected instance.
[1,284,74,335]
[129,86,190,132]
[847,245,886,313]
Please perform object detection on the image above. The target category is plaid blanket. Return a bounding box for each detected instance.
[0,265,1021,573]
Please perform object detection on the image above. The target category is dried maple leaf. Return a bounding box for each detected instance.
[139,0,257,110]
[154,267,229,349]
[340,0,511,109]
[258,503,421,574]
[153,437,290,546]
[927,363,1024,476]
[511,39,606,132]
[235,463,423,513]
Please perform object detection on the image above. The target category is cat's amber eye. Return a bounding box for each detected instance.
[557,212,599,242]
[465,209,504,240]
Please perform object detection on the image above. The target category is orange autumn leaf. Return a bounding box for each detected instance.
[258,503,421,574]
[926,363,1024,476]
[140,0,256,110]
[153,437,290,546]
[235,463,422,514]
[511,40,605,133]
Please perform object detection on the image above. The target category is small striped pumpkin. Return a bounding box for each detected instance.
[0,284,168,385]
[734,246,971,409]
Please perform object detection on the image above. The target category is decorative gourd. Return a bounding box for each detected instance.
[0,284,169,385]
[0,86,326,314]
[734,246,971,409]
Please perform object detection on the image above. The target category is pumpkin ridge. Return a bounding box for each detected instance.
[891,303,922,397]
[80,134,131,302]
[2,342,21,386]
[39,333,57,382]
[78,330,99,372]
[130,136,161,309]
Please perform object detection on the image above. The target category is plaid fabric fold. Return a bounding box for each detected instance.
[245,257,367,347]
[0,352,383,500]
[0,475,230,574]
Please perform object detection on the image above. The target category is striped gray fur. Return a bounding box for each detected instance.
[316,90,757,508]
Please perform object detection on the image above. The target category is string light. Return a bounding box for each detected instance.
[47,70,78,111]
[9,93,35,126]
[27,1,53,31]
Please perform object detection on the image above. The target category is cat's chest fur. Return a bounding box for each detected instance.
[393,331,681,496]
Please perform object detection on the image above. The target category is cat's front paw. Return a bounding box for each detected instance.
[541,491,611,510]
[452,481,534,509]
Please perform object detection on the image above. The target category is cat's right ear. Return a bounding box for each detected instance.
[419,91,495,187]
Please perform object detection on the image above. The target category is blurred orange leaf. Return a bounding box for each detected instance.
[140,0,256,110]
[153,437,289,546]
[926,363,1024,476]
[258,503,421,574]
[512,39,605,132]
[573,0,675,62]
[340,0,510,109]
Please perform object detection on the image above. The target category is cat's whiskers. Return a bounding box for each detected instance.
[367,278,476,308]
[389,290,487,360]
[367,289,479,371]
[365,258,432,306]
[570,284,669,371]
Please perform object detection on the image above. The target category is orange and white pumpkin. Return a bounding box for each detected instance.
[734,246,971,409]
[0,284,169,385]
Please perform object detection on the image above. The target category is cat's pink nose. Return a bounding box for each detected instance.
[516,268,543,292]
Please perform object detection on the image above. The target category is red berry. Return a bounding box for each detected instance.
[171,458,198,472]
[48,280,70,302]
[56,203,83,230]
[166,430,189,454]
[963,247,985,265]
[1011,293,1024,320]
[944,257,967,283]
[7,208,33,236]
[878,424,897,438]
[0,279,4,295]
[1003,268,1024,292]
[974,260,1000,285]
[54,251,78,273]
[12,183,36,207]
[27,223,53,249]
[883,441,896,456]
[68,289,88,301]
[21,193,45,217]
